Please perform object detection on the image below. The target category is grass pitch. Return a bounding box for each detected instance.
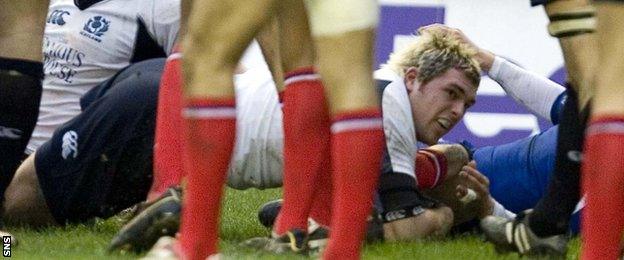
[8,188,580,259]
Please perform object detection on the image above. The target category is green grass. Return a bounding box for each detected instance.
[8,188,580,259]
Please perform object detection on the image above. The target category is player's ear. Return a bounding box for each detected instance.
[404,67,419,92]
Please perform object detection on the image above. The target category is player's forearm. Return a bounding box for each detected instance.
[488,56,565,123]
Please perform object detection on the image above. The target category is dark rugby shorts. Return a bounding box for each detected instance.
[35,58,164,224]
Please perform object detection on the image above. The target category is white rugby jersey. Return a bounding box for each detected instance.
[26,0,179,154]
[379,72,420,179]
[228,65,284,189]
[228,65,418,189]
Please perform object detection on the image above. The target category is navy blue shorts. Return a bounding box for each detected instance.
[35,58,164,224]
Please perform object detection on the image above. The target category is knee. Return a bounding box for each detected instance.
[2,160,56,227]
[382,206,454,241]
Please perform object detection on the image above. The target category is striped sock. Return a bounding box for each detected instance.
[179,98,236,259]
[274,67,331,235]
[323,109,384,260]
[582,116,624,260]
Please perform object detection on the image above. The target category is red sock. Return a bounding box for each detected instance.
[274,67,331,235]
[179,98,236,259]
[148,49,185,201]
[309,154,332,227]
[323,109,384,260]
[582,115,624,260]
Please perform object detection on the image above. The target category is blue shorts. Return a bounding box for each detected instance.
[35,58,164,224]
[474,125,581,233]
[474,126,558,213]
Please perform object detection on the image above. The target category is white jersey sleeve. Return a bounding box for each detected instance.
[381,79,418,179]
[487,56,565,123]
[138,0,180,55]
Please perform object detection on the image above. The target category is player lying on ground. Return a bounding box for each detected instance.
[1,23,565,252]
[0,39,277,227]
[107,26,570,252]
[0,0,179,226]
[252,24,575,242]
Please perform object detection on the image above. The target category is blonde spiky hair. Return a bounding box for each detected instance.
[383,27,481,87]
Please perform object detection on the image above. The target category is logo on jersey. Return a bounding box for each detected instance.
[47,10,70,25]
[62,130,79,160]
[0,126,22,140]
[80,16,110,42]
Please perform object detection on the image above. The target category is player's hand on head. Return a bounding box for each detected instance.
[418,24,495,72]
[455,160,494,218]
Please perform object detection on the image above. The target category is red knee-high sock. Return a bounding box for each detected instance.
[179,98,236,259]
[148,49,185,201]
[274,67,331,235]
[582,115,624,260]
[309,153,332,227]
[323,109,384,260]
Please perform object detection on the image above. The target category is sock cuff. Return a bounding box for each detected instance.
[587,115,624,136]
[167,43,183,61]
[183,98,236,119]
[284,67,320,86]
[331,109,382,134]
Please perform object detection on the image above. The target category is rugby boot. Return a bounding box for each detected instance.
[241,228,309,255]
[108,187,182,252]
[257,199,282,228]
[257,199,386,245]
[306,219,329,255]
[116,186,182,224]
[480,210,568,258]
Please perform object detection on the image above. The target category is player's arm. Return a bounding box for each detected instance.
[487,56,566,124]
[454,161,517,220]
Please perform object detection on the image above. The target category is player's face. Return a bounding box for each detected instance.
[405,67,477,145]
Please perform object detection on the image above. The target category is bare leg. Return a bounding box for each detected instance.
[0,0,48,210]
[2,154,56,227]
[0,0,48,61]
[271,0,331,237]
[544,0,597,108]
[179,0,279,258]
[311,9,385,260]
[581,3,624,259]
